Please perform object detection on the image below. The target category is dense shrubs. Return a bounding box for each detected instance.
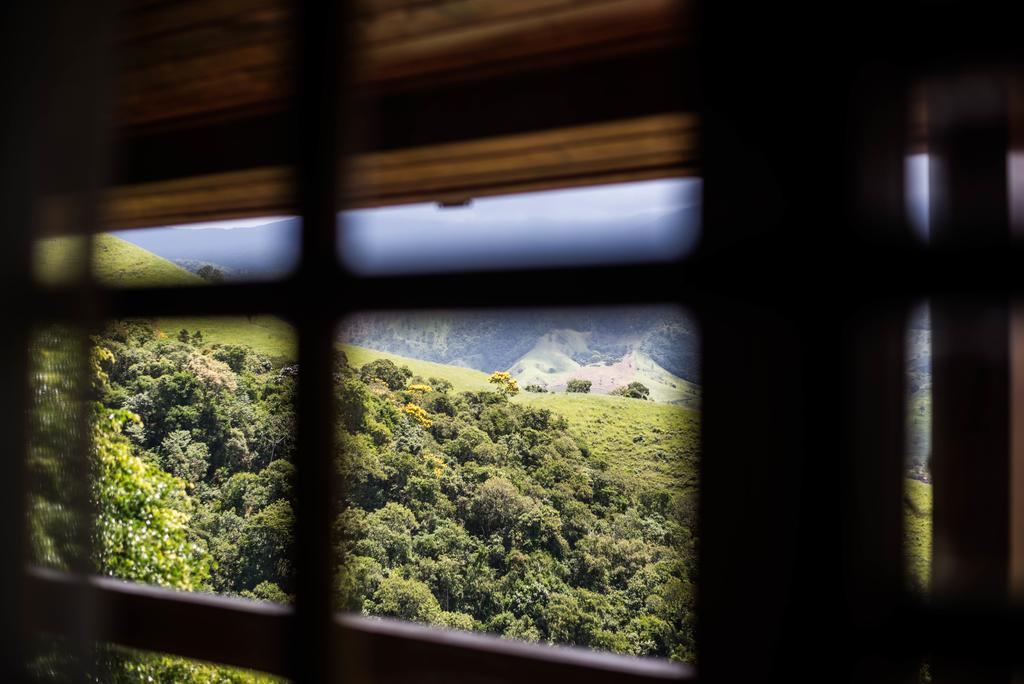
[90,321,299,602]
[611,382,650,400]
[335,357,696,661]
[565,379,592,393]
[57,320,694,670]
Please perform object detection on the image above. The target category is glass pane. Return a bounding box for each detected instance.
[28,316,297,602]
[28,326,89,571]
[93,317,296,599]
[34,218,301,288]
[340,179,700,275]
[905,304,932,596]
[335,306,699,663]
[906,153,930,242]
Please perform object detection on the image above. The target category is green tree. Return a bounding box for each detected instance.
[611,382,650,400]
[360,358,413,391]
[93,407,211,590]
[159,430,209,485]
[565,379,592,393]
[488,371,520,397]
[369,575,442,624]
[468,477,528,543]
[196,264,225,283]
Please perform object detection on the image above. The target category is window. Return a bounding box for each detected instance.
[12,0,1023,682]
[335,305,699,662]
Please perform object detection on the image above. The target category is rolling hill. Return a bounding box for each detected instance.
[112,218,299,280]
[36,233,203,288]
[341,309,700,402]
[35,235,295,360]
[341,309,700,381]
[340,343,699,489]
[509,330,699,404]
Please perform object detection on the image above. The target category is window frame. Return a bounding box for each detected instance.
[12,0,701,681]
[17,0,1024,681]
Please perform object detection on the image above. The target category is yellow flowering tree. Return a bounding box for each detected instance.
[488,371,519,397]
[403,403,433,428]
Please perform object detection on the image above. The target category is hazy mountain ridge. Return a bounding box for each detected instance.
[112,219,300,280]
[340,309,700,401]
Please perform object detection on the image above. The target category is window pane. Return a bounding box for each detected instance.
[29,316,297,602]
[335,306,699,663]
[28,326,89,571]
[905,304,932,595]
[34,218,301,287]
[339,179,700,275]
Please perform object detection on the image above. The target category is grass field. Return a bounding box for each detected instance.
[519,391,699,489]
[512,331,700,406]
[156,316,296,362]
[904,478,932,594]
[36,234,204,288]
[340,344,493,393]
[36,235,296,361]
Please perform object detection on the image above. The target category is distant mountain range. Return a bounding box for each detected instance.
[341,308,699,403]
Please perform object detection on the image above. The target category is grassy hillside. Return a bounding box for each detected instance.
[343,344,699,490]
[36,235,296,361]
[509,331,699,405]
[156,316,295,362]
[519,391,698,490]
[36,234,204,287]
[341,344,493,393]
[905,478,932,594]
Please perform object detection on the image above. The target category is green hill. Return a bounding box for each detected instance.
[36,235,296,361]
[905,478,932,593]
[339,344,699,490]
[156,316,295,362]
[520,391,698,489]
[36,233,203,288]
[342,308,700,386]
[509,330,700,405]
[341,344,493,393]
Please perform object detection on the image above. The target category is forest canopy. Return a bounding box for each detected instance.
[30,316,698,679]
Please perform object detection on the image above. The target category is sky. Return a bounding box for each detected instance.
[114,178,701,278]
[906,153,929,241]
[339,178,701,274]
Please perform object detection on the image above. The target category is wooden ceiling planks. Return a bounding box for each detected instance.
[103,0,693,225]
[353,0,688,89]
[115,0,290,129]
[343,112,697,206]
[103,166,293,230]
[113,0,688,131]
[103,113,696,229]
